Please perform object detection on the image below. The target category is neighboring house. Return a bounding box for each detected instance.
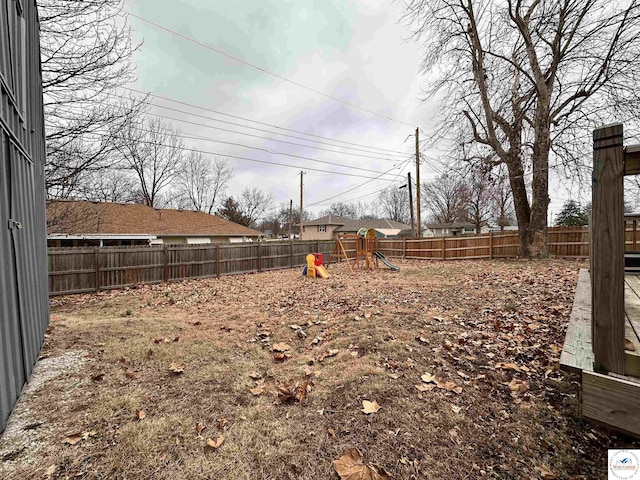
[299,215,350,241]
[47,201,261,247]
[334,219,412,239]
[425,222,490,237]
[1,0,50,433]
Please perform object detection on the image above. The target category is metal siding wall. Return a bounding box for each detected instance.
[0,0,49,432]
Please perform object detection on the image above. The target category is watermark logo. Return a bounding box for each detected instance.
[609,450,640,479]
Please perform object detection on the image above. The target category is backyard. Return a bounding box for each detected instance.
[1,258,637,479]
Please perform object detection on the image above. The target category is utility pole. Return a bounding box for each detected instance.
[288,199,293,240]
[299,171,305,239]
[415,127,421,237]
[408,172,415,237]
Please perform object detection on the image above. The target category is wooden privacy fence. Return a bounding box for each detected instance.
[48,226,640,296]
[49,240,335,296]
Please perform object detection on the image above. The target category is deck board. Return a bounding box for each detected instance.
[560,269,594,373]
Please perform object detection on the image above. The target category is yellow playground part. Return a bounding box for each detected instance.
[315,265,329,279]
[306,254,316,278]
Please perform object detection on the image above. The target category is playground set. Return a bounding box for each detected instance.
[303,228,399,279]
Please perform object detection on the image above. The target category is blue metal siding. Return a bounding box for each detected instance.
[0,0,49,433]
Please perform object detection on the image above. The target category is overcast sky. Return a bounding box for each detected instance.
[123,0,574,220]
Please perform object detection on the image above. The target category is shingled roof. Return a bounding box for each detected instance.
[47,201,261,237]
[300,215,350,227]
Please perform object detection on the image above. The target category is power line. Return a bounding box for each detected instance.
[98,94,406,163]
[77,130,405,181]
[121,86,413,157]
[58,102,406,177]
[308,156,413,206]
[121,9,418,128]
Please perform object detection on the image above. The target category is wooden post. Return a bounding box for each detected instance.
[403,238,407,259]
[633,220,637,251]
[257,243,262,272]
[592,123,625,374]
[289,240,293,267]
[216,244,221,278]
[442,237,446,260]
[162,245,169,282]
[94,247,101,292]
[488,231,493,260]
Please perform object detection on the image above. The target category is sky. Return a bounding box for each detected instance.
[122,0,572,221]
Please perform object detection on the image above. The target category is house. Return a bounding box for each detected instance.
[425,222,490,237]
[299,215,350,241]
[46,201,262,247]
[1,0,50,432]
[334,219,412,239]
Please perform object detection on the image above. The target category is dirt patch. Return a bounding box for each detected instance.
[1,259,638,479]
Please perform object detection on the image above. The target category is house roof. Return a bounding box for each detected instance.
[300,215,350,227]
[334,218,411,232]
[47,200,261,237]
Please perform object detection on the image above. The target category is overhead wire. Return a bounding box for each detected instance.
[74,129,405,181]
[122,9,419,128]
[120,86,413,157]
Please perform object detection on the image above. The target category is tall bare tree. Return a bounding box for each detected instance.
[38,0,144,197]
[422,174,469,224]
[403,0,640,255]
[76,170,138,203]
[117,117,184,208]
[319,202,357,219]
[377,187,410,223]
[239,188,274,227]
[175,153,233,214]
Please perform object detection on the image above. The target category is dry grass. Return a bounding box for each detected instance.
[1,258,638,479]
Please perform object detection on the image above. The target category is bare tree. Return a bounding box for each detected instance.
[422,174,469,224]
[239,188,274,227]
[175,153,233,214]
[76,170,138,203]
[465,169,494,232]
[319,202,357,219]
[377,187,410,223]
[117,117,184,208]
[38,0,144,197]
[403,0,640,256]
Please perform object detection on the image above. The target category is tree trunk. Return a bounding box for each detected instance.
[506,158,532,257]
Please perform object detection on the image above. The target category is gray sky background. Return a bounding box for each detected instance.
[123,0,572,220]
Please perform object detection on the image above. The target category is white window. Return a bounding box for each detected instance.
[317,225,326,232]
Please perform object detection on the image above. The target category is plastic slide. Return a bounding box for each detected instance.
[315,265,330,279]
[374,251,400,271]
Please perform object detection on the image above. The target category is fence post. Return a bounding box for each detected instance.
[442,237,446,260]
[488,231,493,260]
[315,240,319,254]
[94,247,101,292]
[403,238,407,259]
[592,123,625,374]
[289,241,293,267]
[257,243,262,272]
[216,244,221,278]
[162,245,169,282]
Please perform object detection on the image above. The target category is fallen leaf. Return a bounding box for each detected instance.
[508,379,529,393]
[421,373,436,383]
[206,436,225,449]
[249,385,265,396]
[415,384,434,392]
[125,369,139,379]
[273,352,292,362]
[319,349,339,361]
[45,465,57,477]
[217,418,227,430]
[169,363,184,374]
[137,410,146,420]
[91,373,105,382]
[362,400,381,414]
[272,342,291,352]
[62,434,82,445]
[333,447,390,480]
[537,464,557,479]
[625,338,636,351]
[146,349,153,358]
[496,362,521,372]
[196,422,206,434]
[248,372,262,380]
[451,405,462,414]
[328,427,336,437]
